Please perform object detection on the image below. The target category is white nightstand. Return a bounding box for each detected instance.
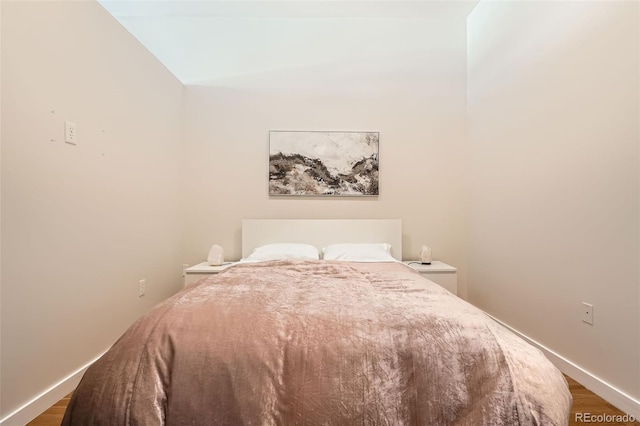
[403,261,457,295]
[184,261,236,287]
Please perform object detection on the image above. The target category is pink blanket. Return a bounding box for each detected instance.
[63,260,571,425]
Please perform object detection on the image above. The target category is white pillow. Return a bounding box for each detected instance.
[322,243,396,262]
[243,243,320,262]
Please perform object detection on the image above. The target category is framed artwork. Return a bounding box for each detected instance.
[269,130,379,196]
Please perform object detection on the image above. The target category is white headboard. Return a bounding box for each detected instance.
[242,219,402,260]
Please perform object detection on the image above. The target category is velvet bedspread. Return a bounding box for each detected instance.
[62,261,571,425]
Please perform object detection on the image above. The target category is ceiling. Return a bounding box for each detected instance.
[98,1,479,85]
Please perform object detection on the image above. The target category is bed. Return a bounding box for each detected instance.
[62,219,571,425]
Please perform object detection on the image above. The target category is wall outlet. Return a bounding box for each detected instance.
[139,279,146,297]
[65,121,77,145]
[582,302,593,325]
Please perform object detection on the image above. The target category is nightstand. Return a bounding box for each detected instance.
[403,260,457,295]
[184,261,236,287]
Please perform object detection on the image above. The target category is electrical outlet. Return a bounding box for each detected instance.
[139,279,146,297]
[582,302,593,325]
[65,121,77,145]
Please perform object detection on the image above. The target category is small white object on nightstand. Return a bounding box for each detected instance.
[184,261,235,287]
[419,245,432,264]
[207,244,224,266]
[403,260,457,295]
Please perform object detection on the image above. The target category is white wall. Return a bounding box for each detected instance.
[1,1,184,421]
[181,14,469,294]
[468,0,639,406]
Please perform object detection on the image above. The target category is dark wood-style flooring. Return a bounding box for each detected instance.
[26,375,638,425]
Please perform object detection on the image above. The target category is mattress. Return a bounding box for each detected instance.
[62,260,571,425]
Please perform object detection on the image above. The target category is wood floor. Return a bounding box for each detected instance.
[565,375,638,426]
[26,392,72,426]
[27,375,639,425]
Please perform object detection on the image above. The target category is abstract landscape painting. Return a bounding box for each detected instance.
[269,131,379,196]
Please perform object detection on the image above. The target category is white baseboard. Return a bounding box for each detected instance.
[486,314,640,420]
[0,351,105,426]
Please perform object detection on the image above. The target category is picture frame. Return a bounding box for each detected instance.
[269,130,379,196]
